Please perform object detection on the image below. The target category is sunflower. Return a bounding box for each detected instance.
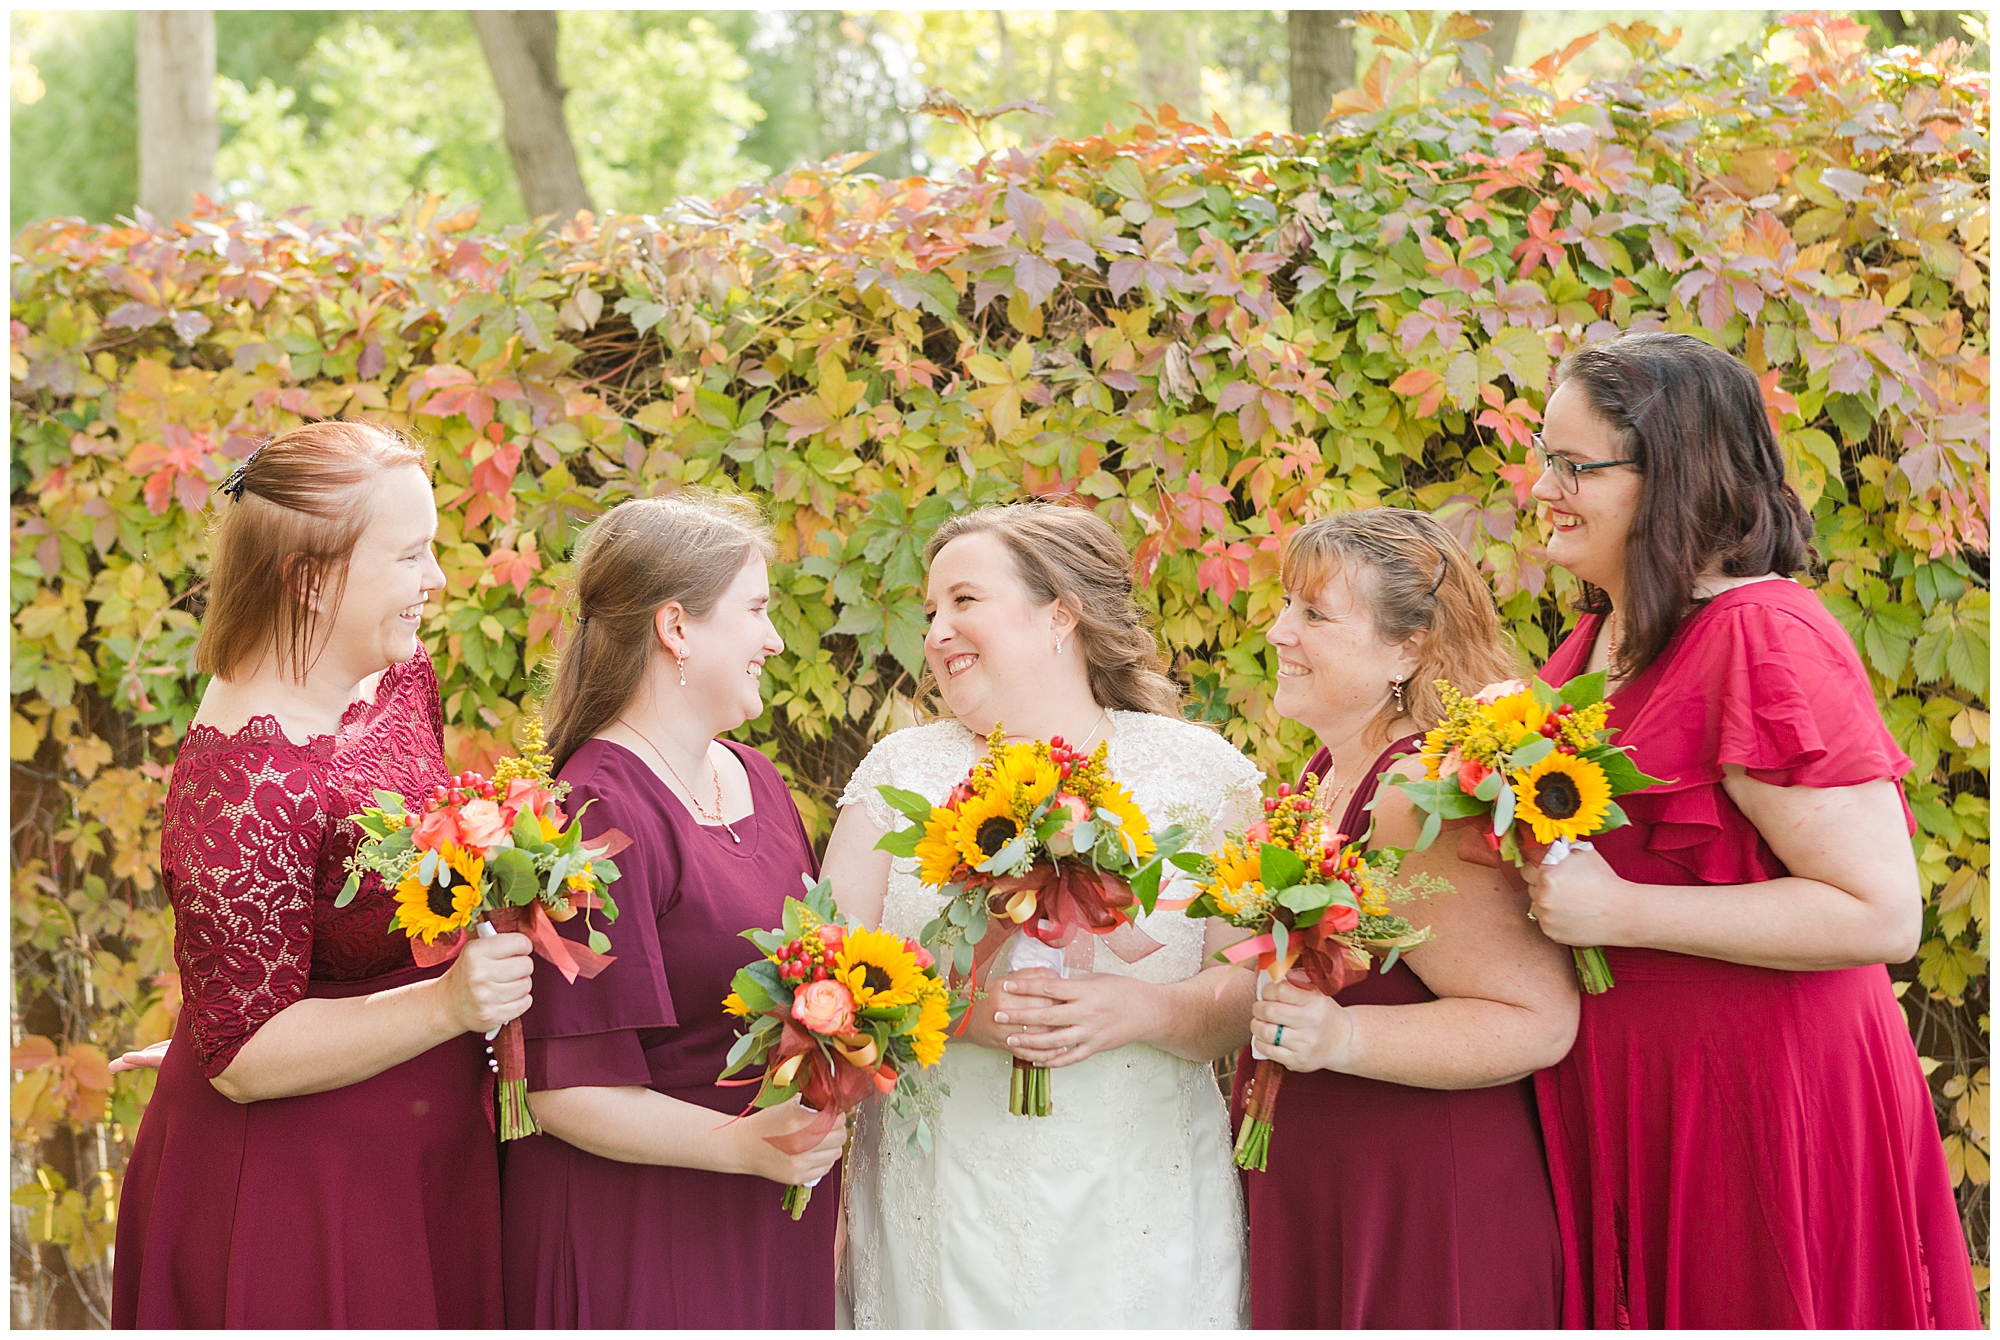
[392,843,483,943]
[723,991,751,1017]
[1484,688,1550,744]
[907,986,950,1068]
[1512,752,1613,844]
[1418,724,1455,779]
[996,746,1060,813]
[1204,846,1270,919]
[949,788,1026,871]
[1090,783,1155,864]
[834,925,926,1010]
[915,807,963,886]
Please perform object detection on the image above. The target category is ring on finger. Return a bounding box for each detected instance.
[1273,1024,1285,1047]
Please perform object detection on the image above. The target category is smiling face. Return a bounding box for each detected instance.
[1533,380,1645,599]
[676,554,785,733]
[318,464,444,680]
[1267,563,1422,745]
[923,530,1077,733]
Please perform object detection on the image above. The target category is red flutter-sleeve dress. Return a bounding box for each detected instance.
[1535,579,1980,1327]
[1229,735,1564,1327]
[500,738,838,1328]
[112,649,503,1328]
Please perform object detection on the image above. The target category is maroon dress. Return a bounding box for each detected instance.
[112,650,503,1328]
[1230,735,1563,1327]
[1536,580,1980,1327]
[501,738,838,1328]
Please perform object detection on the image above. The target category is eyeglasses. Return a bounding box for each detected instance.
[1533,434,1639,495]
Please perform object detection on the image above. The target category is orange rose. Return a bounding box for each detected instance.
[791,979,856,1035]
[413,805,466,852]
[456,798,511,853]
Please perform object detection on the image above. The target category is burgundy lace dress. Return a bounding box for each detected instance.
[112,650,503,1329]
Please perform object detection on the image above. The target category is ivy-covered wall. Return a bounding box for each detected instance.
[9,13,1987,1319]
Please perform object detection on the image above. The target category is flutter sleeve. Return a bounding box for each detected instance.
[161,734,328,1079]
[1620,588,1915,879]
[521,766,680,1092]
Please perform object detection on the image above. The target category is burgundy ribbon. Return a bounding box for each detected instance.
[1219,902,1366,997]
[961,861,1164,994]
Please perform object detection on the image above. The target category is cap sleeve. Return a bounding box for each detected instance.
[1616,587,1914,878]
[522,748,680,1091]
[837,735,903,833]
[161,729,327,1078]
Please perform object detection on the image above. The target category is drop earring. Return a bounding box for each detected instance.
[1055,637,1063,655]
[1391,677,1407,713]
[677,655,688,687]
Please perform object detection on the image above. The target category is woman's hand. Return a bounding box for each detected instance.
[1520,844,1637,948]
[992,968,1154,1068]
[733,1097,847,1186]
[1248,975,1354,1074]
[438,930,536,1034]
[109,1039,171,1074]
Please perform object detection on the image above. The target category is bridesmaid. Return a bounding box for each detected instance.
[501,493,844,1328]
[111,422,533,1327]
[1237,508,1577,1327]
[1519,332,1980,1326]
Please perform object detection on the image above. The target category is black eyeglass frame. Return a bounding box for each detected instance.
[1532,433,1639,495]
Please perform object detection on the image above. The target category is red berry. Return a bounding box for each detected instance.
[1276,783,1292,798]
[1319,857,1338,877]
[1558,703,1574,716]
[1263,798,1280,813]
[1293,797,1310,811]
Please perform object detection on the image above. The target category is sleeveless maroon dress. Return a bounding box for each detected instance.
[500,739,838,1328]
[1535,580,1980,1327]
[1230,735,1564,1327]
[112,649,503,1328]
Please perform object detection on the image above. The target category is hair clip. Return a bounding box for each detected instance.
[219,444,266,501]
[1427,552,1448,597]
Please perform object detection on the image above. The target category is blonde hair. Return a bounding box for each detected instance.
[195,421,428,682]
[544,492,776,771]
[923,502,1182,718]
[1282,509,1524,736]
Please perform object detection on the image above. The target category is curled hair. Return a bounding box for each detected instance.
[195,421,427,682]
[922,502,1183,718]
[1282,509,1525,736]
[544,492,775,772]
[1554,332,1813,678]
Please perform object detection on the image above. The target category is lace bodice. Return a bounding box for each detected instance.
[837,709,1262,1328]
[161,651,449,1077]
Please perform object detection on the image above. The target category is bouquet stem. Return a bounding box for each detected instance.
[1010,1056,1052,1117]
[1233,1058,1284,1172]
[782,1182,812,1220]
[1572,946,1615,995]
[494,1017,542,1141]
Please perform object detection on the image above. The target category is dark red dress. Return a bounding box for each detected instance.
[112,650,503,1328]
[500,738,838,1328]
[1536,580,1980,1327]
[1231,735,1563,1328]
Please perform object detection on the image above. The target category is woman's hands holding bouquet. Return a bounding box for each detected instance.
[1247,973,1355,1075]
[1451,820,1638,951]
[438,930,537,1034]
[732,1098,849,1187]
[992,968,1153,1068]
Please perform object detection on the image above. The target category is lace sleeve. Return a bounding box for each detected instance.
[838,723,971,833]
[161,729,330,1079]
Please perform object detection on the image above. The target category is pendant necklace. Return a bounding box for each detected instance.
[619,718,740,842]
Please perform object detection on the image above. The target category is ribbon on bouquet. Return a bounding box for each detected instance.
[958,861,1164,995]
[722,1018,892,1153]
[1218,900,1368,999]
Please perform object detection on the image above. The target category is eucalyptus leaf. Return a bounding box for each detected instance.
[587,929,612,955]
[1511,736,1555,769]
[1492,780,1517,835]
[335,873,361,908]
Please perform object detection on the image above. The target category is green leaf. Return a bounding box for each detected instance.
[1510,736,1555,769]
[1558,670,1608,707]
[1492,780,1516,834]
[490,847,540,906]
[587,929,612,955]
[335,873,362,908]
[875,826,923,858]
[512,806,546,850]
[1472,770,1504,802]
[1259,841,1308,890]
[876,785,937,824]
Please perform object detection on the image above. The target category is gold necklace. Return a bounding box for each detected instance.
[618,718,740,843]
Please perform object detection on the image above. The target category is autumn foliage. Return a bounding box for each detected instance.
[9,12,1989,1307]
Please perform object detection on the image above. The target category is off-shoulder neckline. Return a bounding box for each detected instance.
[179,659,412,757]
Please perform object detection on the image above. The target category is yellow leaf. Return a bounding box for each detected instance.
[11,712,44,760]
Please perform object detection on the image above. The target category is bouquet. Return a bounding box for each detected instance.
[1386,672,1666,994]
[873,727,1191,1116]
[1178,773,1437,1171]
[719,875,959,1218]
[341,714,628,1138]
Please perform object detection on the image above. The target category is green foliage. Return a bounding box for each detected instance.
[10,13,1988,1307]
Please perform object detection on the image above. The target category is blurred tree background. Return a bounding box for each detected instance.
[14,8,1966,234]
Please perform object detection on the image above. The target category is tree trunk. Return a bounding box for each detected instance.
[135,10,217,222]
[1289,10,1355,134]
[1474,10,1524,67]
[469,11,594,222]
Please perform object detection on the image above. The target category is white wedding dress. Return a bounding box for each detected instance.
[837,710,1262,1329]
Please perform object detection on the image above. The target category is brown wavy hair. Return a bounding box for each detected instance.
[1554,332,1813,678]
[543,492,775,772]
[196,421,428,682]
[1282,509,1525,738]
[922,502,1183,718]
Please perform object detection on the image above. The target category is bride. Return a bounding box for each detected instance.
[823,503,1260,1328]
